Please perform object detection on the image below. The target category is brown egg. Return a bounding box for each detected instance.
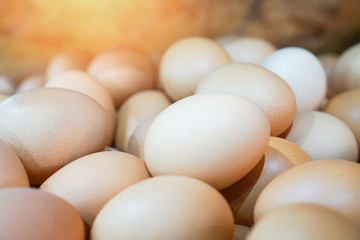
[268,137,312,165]
[0,140,29,188]
[16,73,45,93]
[196,63,296,136]
[0,188,85,240]
[87,48,155,108]
[285,111,358,161]
[323,88,360,162]
[248,204,358,240]
[91,175,234,240]
[145,93,270,190]
[114,90,171,151]
[221,146,293,226]
[0,88,110,185]
[233,225,250,240]
[40,151,150,227]
[126,111,160,159]
[45,70,116,145]
[328,43,360,97]
[254,159,360,230]
[46,50,91,80]
[159,36,231,101]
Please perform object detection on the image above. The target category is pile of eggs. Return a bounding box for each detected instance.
[0,35,360,240]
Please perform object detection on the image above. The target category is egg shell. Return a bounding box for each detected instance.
[323,88,360,162]
[268,137,312,165]
[253,159,360,230]
[87,48,155,108]
[261,47,327,112]
[233,224,250,240]
[16,73,45,93]
[0,140,29,188]
[285,110,358,161]
[91,175,234,240]
[217,36,276,64]
[45,70,116,145]
[0,188,85,240]
[114,89,171,151]
[221,146,293,226]
[328,42,360,96]
[248,204,358,240]
[40,151,150,227]
[159,36,231,101]
[144,93,270,190]
[196,63,296,136]
[0,88,110,185]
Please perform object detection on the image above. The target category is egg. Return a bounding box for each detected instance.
[45,70,116,145]
[216,36,276,64]
[0,140,29,188]
[114,89,171,151]
[328,42,360,96]
[87,48,155,108]
[91,175,234,240]
[323,88,360,162]
[221,145,293,226]
[285,110,358,161]
[261,47,327,111]
[0,88,110,185]
[40,151,150,227]
[247,204,358,240]
[233,225,250,240]
[196,63,296,136]
[0,188,85,240]
[144,93,270,190]
[45,50,91,80]
[16,73,45,93]
[268,137,312,165]
[254,159,360,230]
[0,93,8,102]
[159,36,231,101]
[0,75,15,95]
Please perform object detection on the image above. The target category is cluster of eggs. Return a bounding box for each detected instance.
[0,35,359,240]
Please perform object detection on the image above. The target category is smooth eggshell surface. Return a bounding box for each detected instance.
[16,73,45,93]
[248,204,358,240]
[40,151,150,226]
[196,63,296,136]
[261,47,327,112]
[159,36,231,101]
[285,110,358,161]
[0,88,110,185]
[144,93,270,190]
[253,159,360,229]
[91,175,234,240]
[0,188,85,240]
[0,140,29,188]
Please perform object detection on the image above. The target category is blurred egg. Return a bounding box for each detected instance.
[87,48,155,108]
[268,137,312,165]
[16,73,45,93]
[253,159,360,230]
[91,175,234,240]
[0,188,85,240]
[40,151,150,227]
[216,36,276,64]
[285,110,358,161]
[323,88,360,162]
[114,89,171,151]
[196,63,296,136]
[45,70,115,145]
[0,75,15,95]
[328,42,360,97]
[0,88,110,185]
[46,50,91,80]
[126,111,160,159]
[221,145,293,226]
[248,204,358,240]
[0,140,29,188]
[159,36,231,101]
[261,47,327,111]
[233,225,250,240]
[144,93,270,190]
